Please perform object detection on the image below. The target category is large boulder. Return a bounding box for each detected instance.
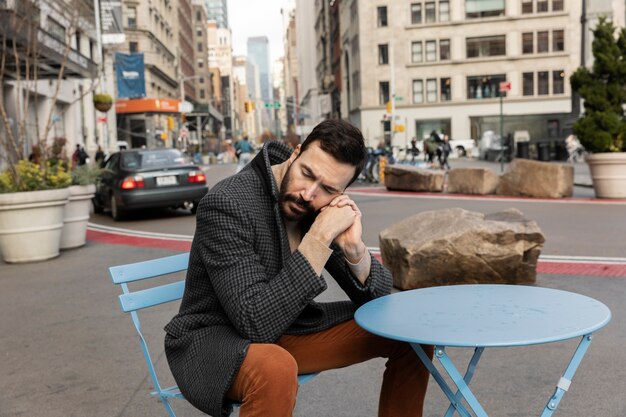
[447,168,499,195]
[384,165,445,192]
[496,159,574,198]
[379,208,545,290]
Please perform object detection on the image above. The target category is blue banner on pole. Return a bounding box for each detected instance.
[115,52,146,99]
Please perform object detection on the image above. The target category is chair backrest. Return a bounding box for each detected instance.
[109,252,190,408]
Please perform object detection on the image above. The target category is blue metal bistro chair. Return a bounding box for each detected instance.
[109,252,319,417]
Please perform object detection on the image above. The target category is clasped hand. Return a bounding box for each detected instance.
[309,195,366,263]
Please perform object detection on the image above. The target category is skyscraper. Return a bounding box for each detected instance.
[246,36,271,102]
[205,0,228,28]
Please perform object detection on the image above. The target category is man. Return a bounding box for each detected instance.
[165,119,432,417]
[234,135,253,173]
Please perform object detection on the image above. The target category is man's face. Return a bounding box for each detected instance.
[278,142,356,222]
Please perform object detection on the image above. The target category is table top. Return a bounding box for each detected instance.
[355,285,611,348]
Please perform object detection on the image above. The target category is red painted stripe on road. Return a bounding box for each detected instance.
[87,229,191,252]
[88,229,625,278]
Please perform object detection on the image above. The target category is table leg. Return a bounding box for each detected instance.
[540,334,594,417]
[412,344,488,417]
[444,347,485,417]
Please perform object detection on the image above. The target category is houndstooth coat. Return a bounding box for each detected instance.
[164,141,392,416]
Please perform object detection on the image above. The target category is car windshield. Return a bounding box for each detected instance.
[121,150,189,170]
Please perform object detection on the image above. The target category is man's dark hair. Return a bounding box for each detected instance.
[300,119,367,186]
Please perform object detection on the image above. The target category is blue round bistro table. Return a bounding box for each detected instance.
[355,284,611,417]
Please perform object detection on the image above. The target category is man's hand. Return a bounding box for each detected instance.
[308,201,357,247]
[327,195,366,263]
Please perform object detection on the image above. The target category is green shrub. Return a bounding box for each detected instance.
[0,160,71,193]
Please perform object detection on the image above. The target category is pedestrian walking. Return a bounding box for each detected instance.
[95,145,105,167]
[439,135,452,170]
[235,135,253,173]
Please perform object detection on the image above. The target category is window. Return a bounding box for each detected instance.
[521,0,533,14]
[440,78,451,101]
[537,0,548,12]
[127,7,137,28]
[439,1,450,21]
[425,2,436,23]
[350,0,358,24]
[378,44,389,64]
[197,29,202,36]
[379,81,390,105]
[466,35,506,58]
[552,0,563,11]
[199,77,204,84]
[412,79,424,103]
[129,42,138,53]
[553,29,564,51]
[197,42,202,52]
[411,3,422,24]
[48,18,66,41]
[538,71,549,95]
[523,72,534,95]
[537,31,549,53]
[197,59,204,68]
[352,71,361,106]
[467,74,506,99]
[411,41,423,63]
[522,32,533,54]
[426,40,436,61]
[440,39,450,60]
[427,79,437,102]
[200,89,205,99]
[553,70,564,94]
[465,0,504,18]
[377,6,388,27]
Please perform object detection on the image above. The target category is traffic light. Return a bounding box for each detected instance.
[250,101,255,111]
[244,101,250,113]
[386,101,392,113]
[167,116,175,130]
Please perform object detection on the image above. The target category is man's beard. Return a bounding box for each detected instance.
[278,165,316,222]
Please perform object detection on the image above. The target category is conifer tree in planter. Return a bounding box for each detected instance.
[570,17,626,198]
[93,93,113,113]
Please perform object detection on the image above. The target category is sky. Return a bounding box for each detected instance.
[228,0,294,62]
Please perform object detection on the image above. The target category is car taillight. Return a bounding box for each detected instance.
[188,170,206,183]
[121,176,145,189]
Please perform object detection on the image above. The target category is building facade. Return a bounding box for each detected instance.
[340,0,587,148]
[0,0,99,164]
[205,0,228,29]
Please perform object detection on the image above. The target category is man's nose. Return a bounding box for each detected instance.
[301,184,316,201]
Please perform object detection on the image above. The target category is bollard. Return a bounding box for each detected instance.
[379,156,387,183]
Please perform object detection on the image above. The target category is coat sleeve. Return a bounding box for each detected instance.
[195,193,327,343]
[324,248,392,307]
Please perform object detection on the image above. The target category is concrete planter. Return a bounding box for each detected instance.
[586,153,626,199]
[60,184,96,249]
[0,188,70,263]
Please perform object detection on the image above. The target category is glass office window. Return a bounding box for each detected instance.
[380,81,390,104]
[411,41,423,63]
[538,71,549,95]
[521,0,533,14]
[537,31,549,53]
[411,3,422,24]
[523,72,534,95]
[440,39,451,60]
[378,6,388,26]
[426,40,437,61]
[425,2,436,23]
[553,30,564,51]
[537,0,548,12]
[440,78,451,101]
[465,0,505,18]
[413,79,424,103]
[439,1,450,21]
[553,70,564,94]
[426,79,437,102]
[467,35,506,58]
[522,32,533,54]
[378,44,389,64]
[552,0,563,11]
[467,74,506,99]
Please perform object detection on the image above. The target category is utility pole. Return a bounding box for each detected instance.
[93,0,110,152]
[389,41,395,147]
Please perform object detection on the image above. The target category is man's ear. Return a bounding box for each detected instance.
[288,144,301,164]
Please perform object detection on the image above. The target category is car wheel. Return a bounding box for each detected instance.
[110,194,124,221]
[191,201,199,214]
[92,196,103,214]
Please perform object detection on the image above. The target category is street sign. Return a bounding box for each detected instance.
[499,81,511,93]
[394,96,403,101]
[264,102,281,109]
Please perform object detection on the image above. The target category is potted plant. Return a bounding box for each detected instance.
[570,17,626,198]
[0,145,71,263]
[93,93,113,113]
[60,163,102,249]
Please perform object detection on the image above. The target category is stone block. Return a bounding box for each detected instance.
[384,165,444,192]
[379,208,545,290]
[496,159,574,198]
[447,168,500,195]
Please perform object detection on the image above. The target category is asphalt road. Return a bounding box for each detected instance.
[1,158,624,417]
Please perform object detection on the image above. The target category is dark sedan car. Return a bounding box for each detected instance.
[93,148,208,220]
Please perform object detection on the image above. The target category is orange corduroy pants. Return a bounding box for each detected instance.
[226,319,434,417]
